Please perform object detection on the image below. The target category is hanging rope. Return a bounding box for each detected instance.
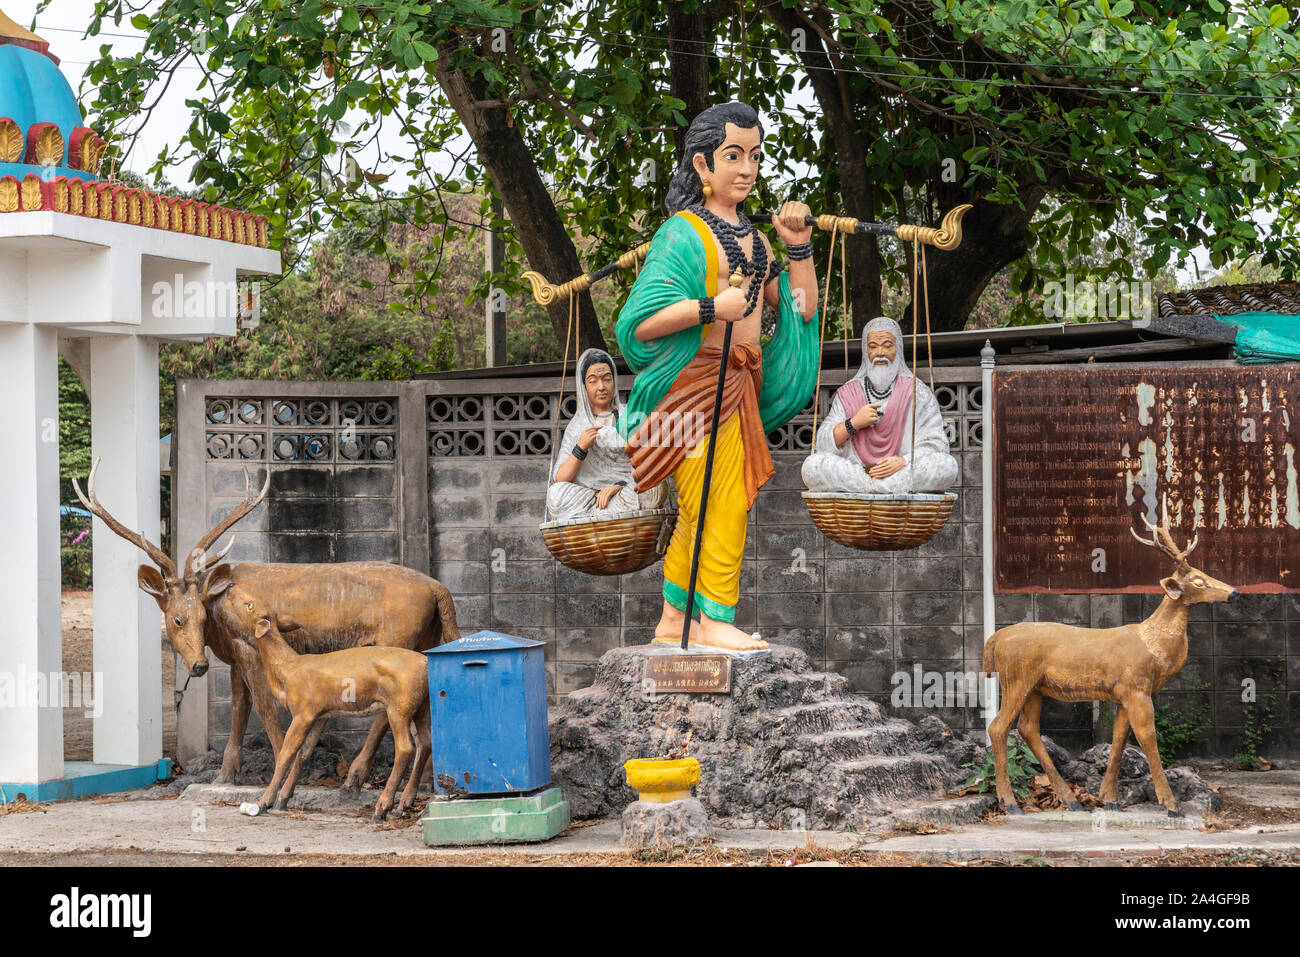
[909,234,921,494]
[921,243,934,389]
[839,230,849,375]
[810,219,843,441]
[545,291,581,522]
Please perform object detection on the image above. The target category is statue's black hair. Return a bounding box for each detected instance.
[579,350,615,382]
[664,102,764,215]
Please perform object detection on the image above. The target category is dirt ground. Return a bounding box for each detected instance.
[61,589,177,762]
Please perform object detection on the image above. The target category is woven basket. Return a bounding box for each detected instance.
[540,507,677,576]
[802,491,956,551]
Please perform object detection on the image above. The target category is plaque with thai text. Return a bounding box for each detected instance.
[994,367,1299,592]
[646,654,732,693]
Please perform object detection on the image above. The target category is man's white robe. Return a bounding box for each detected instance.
[801,319,959,494]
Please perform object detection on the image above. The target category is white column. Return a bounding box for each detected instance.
[0,323,64,783]
[89,335,162,767]
[980,340,998,741]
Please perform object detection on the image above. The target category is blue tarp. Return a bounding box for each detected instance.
[1212,311,1300,364]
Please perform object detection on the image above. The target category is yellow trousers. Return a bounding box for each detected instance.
[662,413,748,623]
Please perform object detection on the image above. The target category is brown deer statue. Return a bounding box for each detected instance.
[222,586,432,822]
[74,458,460,789]
[982,518,1239,816]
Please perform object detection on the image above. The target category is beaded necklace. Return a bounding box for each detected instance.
[690,204,766,317]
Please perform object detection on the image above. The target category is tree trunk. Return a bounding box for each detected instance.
[897,186,1046,333]
[435,47,608,357]
[668,2,717,165]
[766,3,882,336]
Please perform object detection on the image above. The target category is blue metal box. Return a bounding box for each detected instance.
[425,631,552,795]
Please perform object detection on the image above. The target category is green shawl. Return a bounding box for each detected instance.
[615,212,821,440]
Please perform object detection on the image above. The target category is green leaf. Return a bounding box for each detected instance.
[340,6,361,32]
[130,13,150,30]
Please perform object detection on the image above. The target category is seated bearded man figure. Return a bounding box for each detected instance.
[548,348,670,519]
[801,316,959,495]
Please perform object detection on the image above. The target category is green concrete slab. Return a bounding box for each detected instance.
[420,787,570,846]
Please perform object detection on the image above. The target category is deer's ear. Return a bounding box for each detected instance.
[138,565,168,605]
[201,564,234,601]
[276,614,303,633]
[1160,576,1184,600]
[254,618,272,639]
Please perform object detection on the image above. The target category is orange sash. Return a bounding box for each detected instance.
[625,341,773,509]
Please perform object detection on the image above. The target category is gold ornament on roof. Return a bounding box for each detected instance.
[0,120,22,163]
[80,136,106,175]
[21,174,41,209]
[34,125,63,166]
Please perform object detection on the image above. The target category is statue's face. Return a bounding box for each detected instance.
[693,123,762,207]
[584,362,614,413]
[866,331,898,368]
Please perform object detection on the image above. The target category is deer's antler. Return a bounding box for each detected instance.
[184,468,270,579]
[190,537,235,577]
[1130,516,1196,567]
[73,458,178,579]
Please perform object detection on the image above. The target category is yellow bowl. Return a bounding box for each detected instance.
[624,758,701,803]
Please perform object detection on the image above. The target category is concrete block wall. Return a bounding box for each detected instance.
[178,369,1298,762]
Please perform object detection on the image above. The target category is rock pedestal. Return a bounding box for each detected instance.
[621,798,712,849]
[550,644,993,832]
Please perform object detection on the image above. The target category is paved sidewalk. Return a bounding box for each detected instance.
[0,780,1296,864]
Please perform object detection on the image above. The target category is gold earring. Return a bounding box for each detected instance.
[702,181,713,198]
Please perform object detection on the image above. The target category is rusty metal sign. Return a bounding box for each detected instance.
[994,367,1300,593]
[646,654,732,694]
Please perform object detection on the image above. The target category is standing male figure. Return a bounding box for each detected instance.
[617,102,820,651]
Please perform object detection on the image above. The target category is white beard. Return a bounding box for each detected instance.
[866,359,897,395]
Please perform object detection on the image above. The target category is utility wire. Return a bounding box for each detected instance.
[36,9,1300,102]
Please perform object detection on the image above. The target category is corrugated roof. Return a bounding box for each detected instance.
[1157,280,1300,318]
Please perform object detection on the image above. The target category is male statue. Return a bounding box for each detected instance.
[802,316,958,495]
[617,102,820,651]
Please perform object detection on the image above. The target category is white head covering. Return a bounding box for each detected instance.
[553,349,635,485]
[854,316,907,388]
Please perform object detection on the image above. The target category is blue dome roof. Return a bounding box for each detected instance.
[0,45,81,161]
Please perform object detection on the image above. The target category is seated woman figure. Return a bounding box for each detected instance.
[548,349,670,519]
[802,316,959,494]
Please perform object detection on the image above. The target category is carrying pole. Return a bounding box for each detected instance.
[680,268,745,650]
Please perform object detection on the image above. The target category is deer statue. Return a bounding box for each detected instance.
[74,457,460,789]
[222,586,432,822]
[982,518,1239,816]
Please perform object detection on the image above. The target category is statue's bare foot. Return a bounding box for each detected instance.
[696,615,768,651]
[652,600,701,644]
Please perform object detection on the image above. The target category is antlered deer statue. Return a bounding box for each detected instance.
[983,519,1238,816]
[74,458,460,788]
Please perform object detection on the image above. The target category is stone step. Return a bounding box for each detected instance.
[865,793,997,833]
[816,755,952,825]
[772,700,885,736]
[830,754,950,796]
[737,670,852,709]
[766,754,953,828]
[795,723,920,762]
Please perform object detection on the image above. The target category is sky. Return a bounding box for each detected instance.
[8,0,1273,288]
